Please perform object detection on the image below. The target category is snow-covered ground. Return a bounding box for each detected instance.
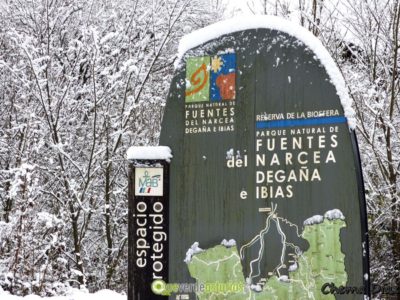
[0,288,126,300]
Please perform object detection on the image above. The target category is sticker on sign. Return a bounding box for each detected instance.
[135,167,164,196]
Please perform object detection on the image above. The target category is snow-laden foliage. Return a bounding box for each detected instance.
[336,1,400,292]
[0,0,221,296]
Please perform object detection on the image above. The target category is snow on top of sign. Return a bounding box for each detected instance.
[126,146,172,162]
[221,238,236,247]
[184,242,204,263]
[303,209,345,226]
[226,148,234,159]
[288,262,298,272]
[176,16,355,129]
[362,241,367,256]
[250,284,263,292]
[217,48,235,55]
[278,275,290,282]
[303,214,324,226]
[324,208,345,220]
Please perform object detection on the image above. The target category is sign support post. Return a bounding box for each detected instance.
[127,146,171,300]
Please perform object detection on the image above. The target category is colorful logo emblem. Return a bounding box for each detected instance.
[135,168,164,196]
[185,53,236,103]
[138,170,160,193]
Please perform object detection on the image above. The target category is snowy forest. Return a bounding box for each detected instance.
[0,0,399,299]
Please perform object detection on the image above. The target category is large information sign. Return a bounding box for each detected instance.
[159,17,370,299]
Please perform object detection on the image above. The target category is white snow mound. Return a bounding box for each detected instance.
[288,262,298,272]
[303,215,324,226]
[226,148,234,159]
[184,242,204,263]
[250,284,262,292]
[278,275,290,282]
[324,209,345,221]
[176,16,355,129]
[127,146,172,162]
[304,209,345,227]
[221,239,236,247]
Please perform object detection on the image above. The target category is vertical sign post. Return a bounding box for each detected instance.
[127,147,171,300]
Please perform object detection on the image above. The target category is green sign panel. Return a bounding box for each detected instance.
[159,20,369,300]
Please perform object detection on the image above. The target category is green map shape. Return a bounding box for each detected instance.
[187,218,347,300]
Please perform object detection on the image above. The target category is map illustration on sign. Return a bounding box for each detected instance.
[187,206,347,299]
[160,16,369,299]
